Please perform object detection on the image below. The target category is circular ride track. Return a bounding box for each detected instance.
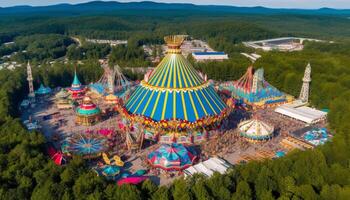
[64,132,108,159]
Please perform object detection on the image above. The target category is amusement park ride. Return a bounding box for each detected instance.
[220,66,294,109]
[90,61,132,101]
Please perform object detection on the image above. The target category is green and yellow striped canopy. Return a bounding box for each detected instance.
[147,54,203,88]
[125,36,227,123]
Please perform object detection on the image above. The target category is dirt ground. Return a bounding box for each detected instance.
[22,95,326,186]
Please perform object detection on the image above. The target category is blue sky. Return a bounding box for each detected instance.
[0,0,349,9]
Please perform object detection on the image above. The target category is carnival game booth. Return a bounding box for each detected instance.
[238,119,274,142]
[222,66,291,109]
[75,96,101,126]
[35,84,52,96]
[54,88,74,109]
[68,71,86,100]
[122,35,229,144]
[147,143,198,171]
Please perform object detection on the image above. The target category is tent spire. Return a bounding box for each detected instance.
[72,66,81,86]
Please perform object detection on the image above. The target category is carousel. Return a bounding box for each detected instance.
[75,96,101,126]
[121,35,229,143]
[68,70,86,99]
[147,143,197,171]
[238,119,274,142]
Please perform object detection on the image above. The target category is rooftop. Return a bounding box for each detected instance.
[193,52,226,55]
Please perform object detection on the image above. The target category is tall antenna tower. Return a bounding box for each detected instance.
[26,62,35,101]
[299,63,311,102]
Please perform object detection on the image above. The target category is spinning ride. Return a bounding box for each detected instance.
[75,96,101,126]
[64,132,108,158]
[122,35,228,133]
[90,63,132,102]
[147,143,197,171]
[238,119,274,142]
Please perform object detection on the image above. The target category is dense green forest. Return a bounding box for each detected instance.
[0,9,350,200]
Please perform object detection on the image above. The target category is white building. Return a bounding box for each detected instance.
[274,105,327,124]
[243,37,323,52]
[192,52,229,62]
[86,39,127,46]
[184,157,232,178]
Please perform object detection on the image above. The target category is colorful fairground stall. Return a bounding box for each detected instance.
[75,96,101,126]
[238,119,274,142]
[35,84,52,96]
[121,35,229,144]
[68,71,86,99]
[54,88,73,109]
[221,66,292,109]
[147,143,197,171]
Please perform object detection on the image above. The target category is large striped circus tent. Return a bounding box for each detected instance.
[121,35,229,130]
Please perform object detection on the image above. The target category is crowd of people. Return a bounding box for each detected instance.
[255,108,306,136]
[23,88,325,186]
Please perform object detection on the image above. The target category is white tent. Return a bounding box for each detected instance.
[184,157,232,177]
[238,119,274,140]
[274,105,327,124]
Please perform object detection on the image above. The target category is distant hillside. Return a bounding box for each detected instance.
[0,1,350,16]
